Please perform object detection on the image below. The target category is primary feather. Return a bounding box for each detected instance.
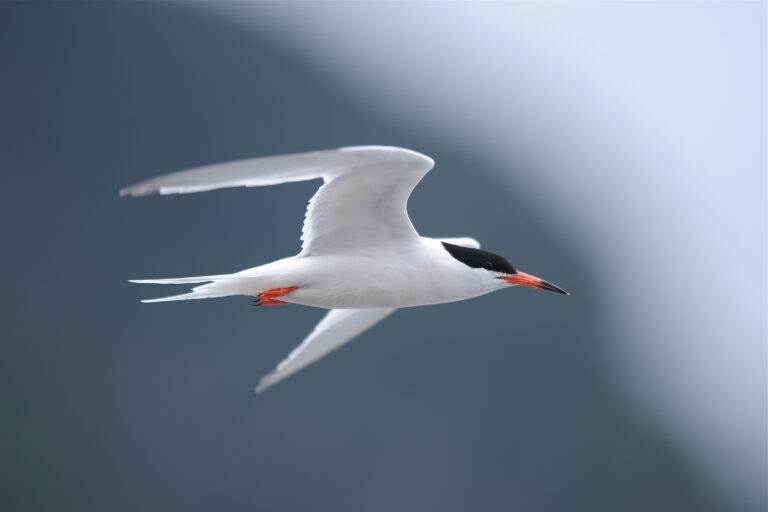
[121,146,434,255]
[255,307,396,393]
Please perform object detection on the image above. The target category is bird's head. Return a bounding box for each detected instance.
[441,242,569,295]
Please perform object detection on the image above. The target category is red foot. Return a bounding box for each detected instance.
[256,286,299,306]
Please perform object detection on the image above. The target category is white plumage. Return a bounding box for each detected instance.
[255,307,396,393]
[122,146,566,392]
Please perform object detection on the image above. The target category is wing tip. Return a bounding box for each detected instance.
[119,186,150,198]
[254,375,277,394]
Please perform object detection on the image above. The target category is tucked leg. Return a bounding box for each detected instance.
[253,286,299,306]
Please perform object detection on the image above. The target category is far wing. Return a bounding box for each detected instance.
[255,308,397,393]
[120,146,435,256]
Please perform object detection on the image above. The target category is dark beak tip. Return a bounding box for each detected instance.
[540,281,570,295]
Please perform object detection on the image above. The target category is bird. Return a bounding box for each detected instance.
[121,146,568,393]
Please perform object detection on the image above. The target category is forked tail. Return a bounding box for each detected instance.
[129,274,246,303]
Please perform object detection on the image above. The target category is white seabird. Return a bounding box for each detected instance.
[121,146,568,392]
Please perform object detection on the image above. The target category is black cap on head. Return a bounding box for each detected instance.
[441,242,517,274]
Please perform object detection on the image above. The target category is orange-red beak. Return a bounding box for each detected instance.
[499,271,569,295]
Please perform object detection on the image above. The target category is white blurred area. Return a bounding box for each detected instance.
[207,2,765,509]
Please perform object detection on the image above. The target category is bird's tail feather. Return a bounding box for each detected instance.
[140,291,231,303]
[129,275,228,285]
[141,290,236,304]
[129,271,277,304]
[130,273,248,303]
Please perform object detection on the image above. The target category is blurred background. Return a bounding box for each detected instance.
[1,2,765,511]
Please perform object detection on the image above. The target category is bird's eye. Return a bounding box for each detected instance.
[483,261,494,270]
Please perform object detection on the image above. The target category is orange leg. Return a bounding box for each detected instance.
[254,286,299,306]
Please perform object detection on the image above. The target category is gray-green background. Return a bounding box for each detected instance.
[2,2,765,511]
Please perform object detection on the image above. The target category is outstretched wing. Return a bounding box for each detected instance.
[120,146,435,256]
[255,308,397,393]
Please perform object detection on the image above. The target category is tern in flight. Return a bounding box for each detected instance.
[121,146,568,392]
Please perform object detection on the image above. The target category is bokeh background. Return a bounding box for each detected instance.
[1,2,765,511]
